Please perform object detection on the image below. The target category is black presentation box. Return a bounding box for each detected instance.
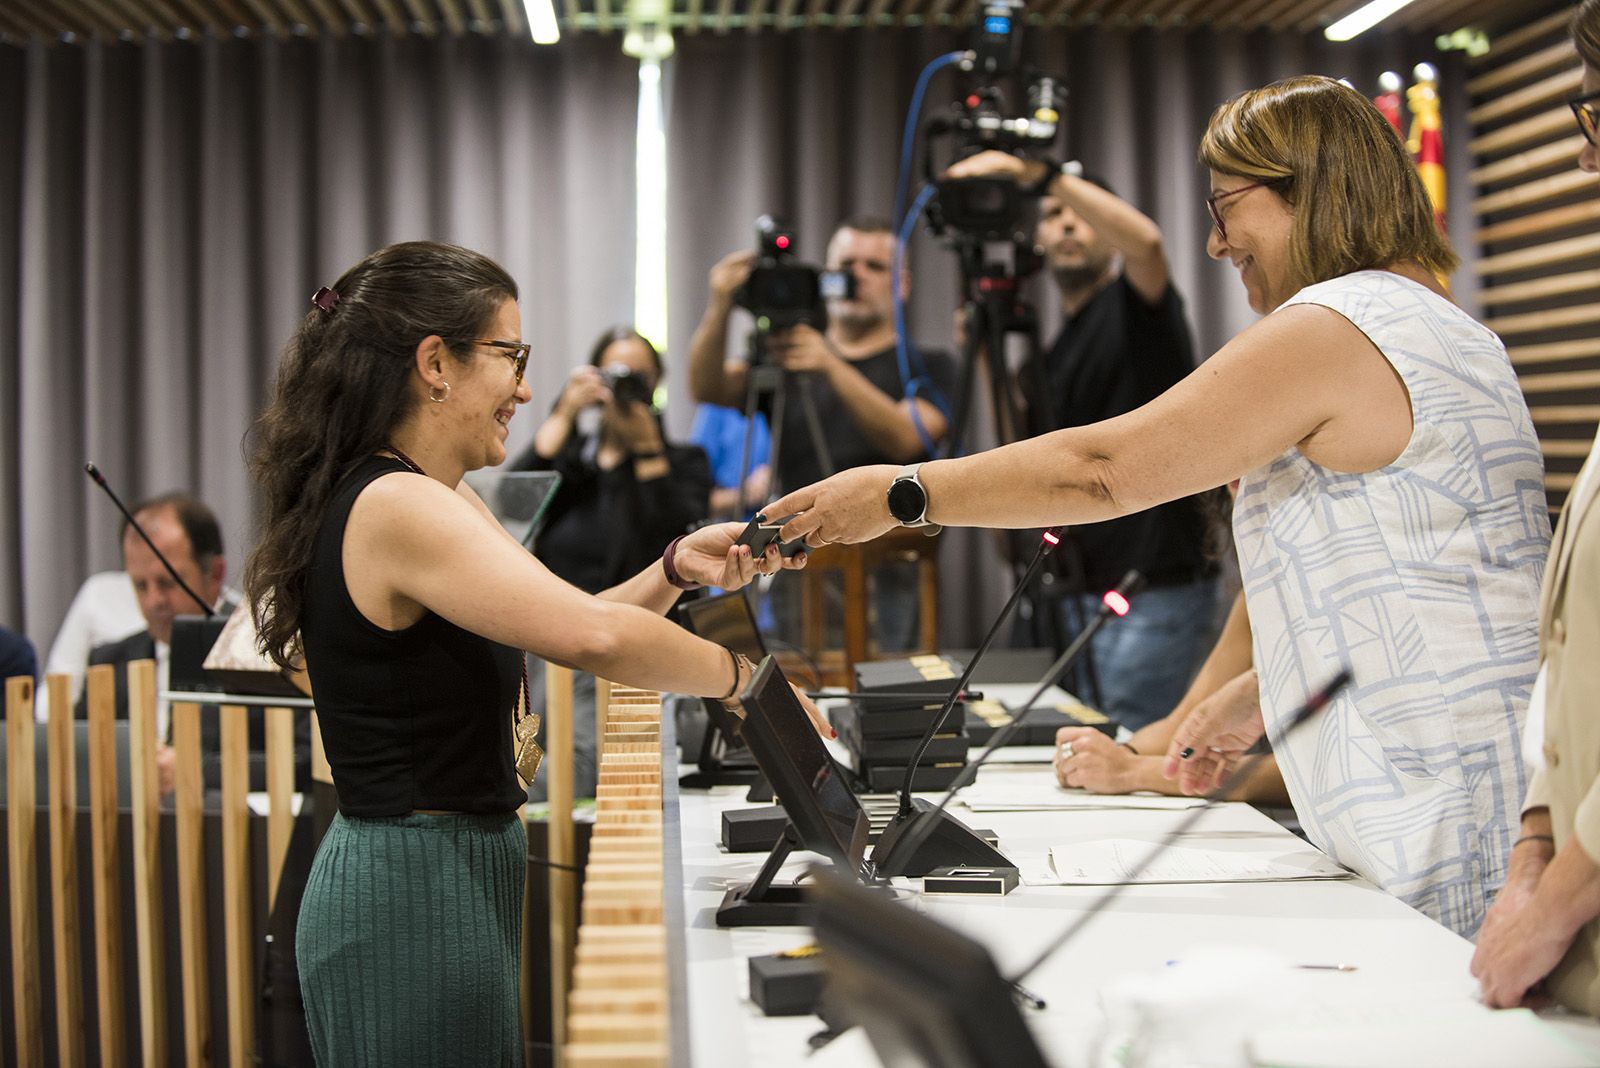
[835,700,966,740]
[860,762,964,793]
[854,655,965,704]
[833,704,970,763]
[721,805,790,853]
[964,699,1117,746]
[749,950,826,1016]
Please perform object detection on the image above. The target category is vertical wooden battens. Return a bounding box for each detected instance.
[46,674,86,1067]
[126,659,168,1066]
[6,676,44,1068]
[220,706,255,1068]
[265,706,296,903]
[85,664,127,1066]
[172,700,211,1067]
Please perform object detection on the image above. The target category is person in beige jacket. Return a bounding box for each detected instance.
[1472,0,1600,1011]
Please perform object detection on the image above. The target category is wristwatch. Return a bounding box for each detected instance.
[887,463,940,532]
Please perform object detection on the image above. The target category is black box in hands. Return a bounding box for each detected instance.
[749,948,826,1016]
[854,655,966,706]
[721,805,790,853]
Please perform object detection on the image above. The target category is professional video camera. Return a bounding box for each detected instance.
[734,214,856,332]
[923,0,1064,243]
[599,363,653,407]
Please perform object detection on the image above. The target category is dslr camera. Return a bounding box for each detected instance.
[600,364,653,407]
[734,215,856,332]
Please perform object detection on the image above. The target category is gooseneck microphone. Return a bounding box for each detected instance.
[872,568,1146,879]
[894,526,1066,819]
[1011,667,1352,983]
[84,462,214,618]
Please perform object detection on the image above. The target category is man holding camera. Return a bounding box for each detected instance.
[687,217,957,493]
[952,150,1220,730]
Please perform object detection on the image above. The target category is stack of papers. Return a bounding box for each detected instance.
[1042,837,1352,885]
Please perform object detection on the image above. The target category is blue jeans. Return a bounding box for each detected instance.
[1053,576,1221,731]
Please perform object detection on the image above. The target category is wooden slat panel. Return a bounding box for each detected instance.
[1549,472,1579,492]
[1530,404,1600,424]
[1468,68,1581,127]
[1470,107,1573,159]
[7,677,44,1068]
[1543,438,1598,458]
[1510,338,1600,367]
[85,665,128,1067]
[127,660,168,1067]
[1474,168,1592,214]
[266,706,296,904]
[1470,136,1583,187]
[1468,40,1576,97]
[1470,9,1574,66]
[371,0,409,32]
[1477,230,1600,275]
[496,0,523,33]
[1478,268,1600,306]
[437,0,468,33]
[1477,198,1600,244]
[1485,303,1600,336]
[45,675,86,1068]
[172,701,212,1068]
[221,707,255,1068]
[1520,368,1600,393]
[399,0,436,35]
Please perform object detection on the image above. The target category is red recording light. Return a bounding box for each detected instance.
[966,94,981,109]
[1103,590,1130,617]
[1042,530,1060,546]
[775,235,790,249]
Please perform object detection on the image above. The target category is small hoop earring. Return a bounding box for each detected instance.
[429,382,451,404]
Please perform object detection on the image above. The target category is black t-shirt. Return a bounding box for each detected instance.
[1027,276,1215,592]
[513,427,711,594]
[766,344,959,492]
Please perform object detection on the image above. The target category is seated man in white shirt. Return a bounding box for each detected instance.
[45,569,144,707]
[72,493,233,794]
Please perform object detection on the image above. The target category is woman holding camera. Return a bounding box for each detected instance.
[246,245,814,1064]
[513,327,712,592]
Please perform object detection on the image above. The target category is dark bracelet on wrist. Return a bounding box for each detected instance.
[661,535,703,591]
[1512,833,1556,850]
[715,648,753,703]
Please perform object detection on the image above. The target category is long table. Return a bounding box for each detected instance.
[671,754,1600,1067]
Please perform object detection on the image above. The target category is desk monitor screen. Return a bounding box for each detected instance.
[809,866,1048,1068]
[738,657,868,871]
[680,591,767,661]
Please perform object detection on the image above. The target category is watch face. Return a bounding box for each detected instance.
[887,477,926,523]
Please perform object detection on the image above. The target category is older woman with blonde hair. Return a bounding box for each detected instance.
[768,75,1549,938]
[1473,0,1600,1012]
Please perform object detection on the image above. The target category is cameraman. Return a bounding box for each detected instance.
[512,327,712,594]
[954,151,1220,730]
[687,217,957,492]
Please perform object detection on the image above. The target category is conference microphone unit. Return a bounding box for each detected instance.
[1010,667,1352,983]
[84,461,214,618]
[871,568,1145,880]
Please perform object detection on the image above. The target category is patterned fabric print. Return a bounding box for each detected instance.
[1234,270,1548,939]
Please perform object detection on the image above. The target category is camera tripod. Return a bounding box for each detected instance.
[943,242,1105,709]
[735,327,835,518]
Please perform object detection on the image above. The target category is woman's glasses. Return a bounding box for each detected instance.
[1206,182,1273,242]
[1569,89,1600,146]
[471,338,531,384]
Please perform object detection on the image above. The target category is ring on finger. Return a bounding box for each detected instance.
[1057,741,1074,759]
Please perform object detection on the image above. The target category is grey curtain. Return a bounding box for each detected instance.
[2,33,639,648]
[663,26,1472,645]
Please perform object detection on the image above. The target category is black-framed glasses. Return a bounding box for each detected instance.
[1569,89,1600,146]
[471,338,531,384]
[1206,180,1277,241]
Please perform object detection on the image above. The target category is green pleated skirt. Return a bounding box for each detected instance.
[296,811,527,1067]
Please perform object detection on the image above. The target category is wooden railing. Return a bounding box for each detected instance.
[2,663,305,1066]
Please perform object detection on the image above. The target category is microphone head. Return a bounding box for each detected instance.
[84,462,106,485]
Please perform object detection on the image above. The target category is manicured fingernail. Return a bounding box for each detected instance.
[1179,747,1194,759]
[831,728,838,739]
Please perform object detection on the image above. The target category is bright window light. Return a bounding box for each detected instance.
[635,54,669,392]
[522,0,560,44]
[1324,0,1420,42]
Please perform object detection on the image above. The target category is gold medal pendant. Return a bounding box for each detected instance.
[515,713,545,785]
